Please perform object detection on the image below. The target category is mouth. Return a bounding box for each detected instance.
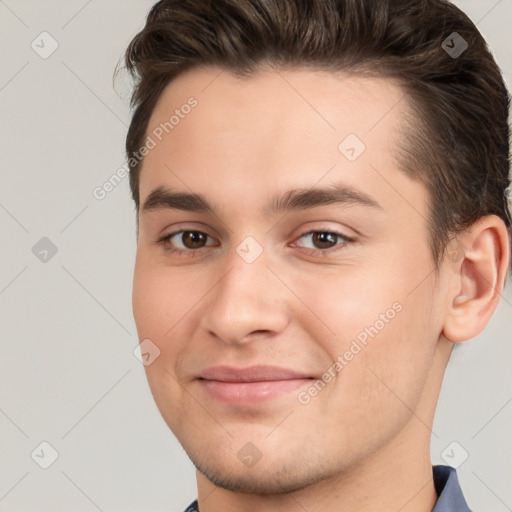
[195,365,315,405]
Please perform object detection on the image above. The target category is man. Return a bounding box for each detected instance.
[123,0,511,510]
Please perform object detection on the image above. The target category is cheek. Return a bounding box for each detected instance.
[287,265,403,349]
[132,252,198,340]
[288,258,438,389]
[132,260,168,340]
[132,254,194,425]
[132,252,212,385]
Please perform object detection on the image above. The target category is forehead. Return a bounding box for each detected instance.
[139,66,416,213]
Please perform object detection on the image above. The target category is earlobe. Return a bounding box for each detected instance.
[442,216,510,343]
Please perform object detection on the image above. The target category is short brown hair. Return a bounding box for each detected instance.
[122,0,511,267]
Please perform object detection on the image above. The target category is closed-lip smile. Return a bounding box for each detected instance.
[196,365,315,405]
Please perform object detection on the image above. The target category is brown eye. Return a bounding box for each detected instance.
[311,232,338,249]
[181,231,207,249]
[158,230,217,253]
[294,230,354,252]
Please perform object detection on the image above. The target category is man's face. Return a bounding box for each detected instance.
[132,67,451,493]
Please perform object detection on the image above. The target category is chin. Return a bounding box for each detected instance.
[187,447,334,495]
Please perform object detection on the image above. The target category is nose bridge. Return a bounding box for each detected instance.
[200,244,289,344]
[218,232,271,297]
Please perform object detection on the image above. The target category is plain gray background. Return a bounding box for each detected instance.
[0,1,511,511]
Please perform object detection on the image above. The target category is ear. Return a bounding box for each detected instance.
[442,215,510,343]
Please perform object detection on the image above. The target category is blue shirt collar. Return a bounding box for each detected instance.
[432,465,472,511]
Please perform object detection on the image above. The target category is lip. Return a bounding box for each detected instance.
[195,365,314,405]
[198,365,313,382]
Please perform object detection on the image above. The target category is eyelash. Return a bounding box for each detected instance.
[155,229,356,257]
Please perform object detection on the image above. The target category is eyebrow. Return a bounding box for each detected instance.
[141,183,382,215]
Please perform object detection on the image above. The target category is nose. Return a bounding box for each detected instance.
[199,248,290,346]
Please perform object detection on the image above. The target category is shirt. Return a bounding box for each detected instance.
[182,464,472,511]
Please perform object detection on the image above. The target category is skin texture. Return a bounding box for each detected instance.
[132,67,510,512]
